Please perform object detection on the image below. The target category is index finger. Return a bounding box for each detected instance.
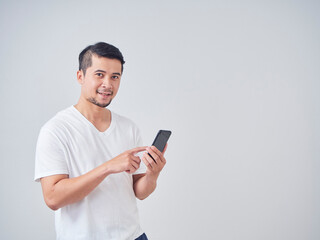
[150,145,163,156]
[129,146,148,154]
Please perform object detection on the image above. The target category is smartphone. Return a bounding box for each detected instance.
[149,130,172,156]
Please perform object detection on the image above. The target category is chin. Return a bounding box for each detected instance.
[98,100,112,108]
[88,97,112,108]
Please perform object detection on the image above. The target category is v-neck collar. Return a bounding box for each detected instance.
[71,105,116,136]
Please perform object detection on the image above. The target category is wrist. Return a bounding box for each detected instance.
[101,161,114,176]
[145,172,159,183]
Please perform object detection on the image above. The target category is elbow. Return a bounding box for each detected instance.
[136,195,147,201]
[134,185,157,200]
[134,190,148,200]
[47,203,59,211]
[134,189,149,200]
[135,190,154,200]
[44,196,60,211]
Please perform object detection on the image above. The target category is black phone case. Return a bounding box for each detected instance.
[148,130,171,162]
[151,130,172,152]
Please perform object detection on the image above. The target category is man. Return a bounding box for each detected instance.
[34,42,167,240]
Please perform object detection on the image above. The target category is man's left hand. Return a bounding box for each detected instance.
[141,145,167,178]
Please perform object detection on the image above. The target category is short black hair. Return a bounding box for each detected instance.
[79,42,125,75]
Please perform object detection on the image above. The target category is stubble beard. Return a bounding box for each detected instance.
[87,97,112,108]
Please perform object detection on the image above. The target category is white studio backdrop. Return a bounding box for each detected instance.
[0,0,319,239]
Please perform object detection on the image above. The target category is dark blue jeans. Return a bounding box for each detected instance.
[135,233,148,240]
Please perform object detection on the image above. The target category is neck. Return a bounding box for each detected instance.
[74,97,109,123]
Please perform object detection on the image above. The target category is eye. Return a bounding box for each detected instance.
[96,73,104,77]
[112,75,120,80]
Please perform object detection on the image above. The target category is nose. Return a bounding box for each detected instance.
[101,77,112,88]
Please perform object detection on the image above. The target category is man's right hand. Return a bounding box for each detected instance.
[40,146,148,211]
[106,146,147,174]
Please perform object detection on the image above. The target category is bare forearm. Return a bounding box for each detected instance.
[42,147,147,210]
[44,162,110,210]
[133,174,159,200]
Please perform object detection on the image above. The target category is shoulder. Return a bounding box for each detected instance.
[40,106,79,136]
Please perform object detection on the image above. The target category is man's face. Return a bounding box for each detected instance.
[77,55,122,108]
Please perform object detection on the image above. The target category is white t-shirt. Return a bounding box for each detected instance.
[34,106,146,240]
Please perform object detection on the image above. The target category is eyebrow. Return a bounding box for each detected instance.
[94,69,106,73]
[94,70,121,75]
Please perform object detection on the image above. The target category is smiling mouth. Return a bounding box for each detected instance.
[97,91,113,97]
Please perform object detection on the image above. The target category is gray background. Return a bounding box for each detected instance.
[1,0,319,239]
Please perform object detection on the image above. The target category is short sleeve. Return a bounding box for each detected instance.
[34,127,69,182]
[133,126,147,175]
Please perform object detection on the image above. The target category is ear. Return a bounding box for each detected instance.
[77,70,84,85]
